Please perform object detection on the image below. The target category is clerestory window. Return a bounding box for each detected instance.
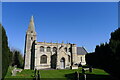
[53,47,57,52]
[40,46,44,52]
[47,47,51,52]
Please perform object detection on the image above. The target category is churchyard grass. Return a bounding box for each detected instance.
[4,66,112,80]
[40,69,79,78]
[39,67,109,78]
[4,66,34,78]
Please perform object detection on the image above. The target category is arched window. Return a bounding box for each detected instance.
[64,47,67,52]
[31,31,33,33]
[47,47,51,52]
[68,55,70,62]
[40,46,44,52]
[40,55,47,64]
[53,47,57,52]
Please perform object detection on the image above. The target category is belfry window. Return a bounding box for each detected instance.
[47,47,51,52]
[40,46,44,52]
[31,37,33,40]
[40,55,47,64]
[53,47,57,52]
[31,31,33,33]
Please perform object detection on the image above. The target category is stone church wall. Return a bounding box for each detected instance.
[24,16,86,70]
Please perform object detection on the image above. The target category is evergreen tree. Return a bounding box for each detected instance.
[1,24,12,78]
[86,28,120,79]
[11,50,24,68]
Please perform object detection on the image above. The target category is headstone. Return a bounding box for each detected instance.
[74,72,78,80]
[84,74,86,80]
[38,71,40,80]
[12,68,17,76]
[89,66,92,72]
[82,69,85,74]
[78,62,82,67]
[11,65,23,76]
[77,71,79,80]
[34,69,37,77]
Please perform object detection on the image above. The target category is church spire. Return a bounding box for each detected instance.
[27,16,36,33]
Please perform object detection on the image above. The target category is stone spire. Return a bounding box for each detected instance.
[24,15,37,69]
[27,16,36,33]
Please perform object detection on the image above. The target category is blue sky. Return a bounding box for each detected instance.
[2,2,118,54]
[0,2,2,22]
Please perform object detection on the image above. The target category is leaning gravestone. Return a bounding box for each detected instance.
[11,65,23,76]
[12,67,17,76]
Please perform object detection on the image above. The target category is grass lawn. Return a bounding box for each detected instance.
[39,68,111,80]
[40,69,79,78]
[4,67,115,80]
[4,66,35,79]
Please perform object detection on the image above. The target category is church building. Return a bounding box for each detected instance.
[24,16,87,70]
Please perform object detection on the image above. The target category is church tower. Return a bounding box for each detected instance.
[24,16,37,69]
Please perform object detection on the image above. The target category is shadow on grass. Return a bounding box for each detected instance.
[3,74,118,80]
[86,74,118,80]
[2,78,35,80]
[65,73,118,80]
[65,73,77,80]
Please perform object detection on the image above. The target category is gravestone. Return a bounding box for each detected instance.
[89,66,92,72]
[12,68,17,76]
[11,65,17,76]
[82,69,85,74]
[77,71,79,80]
[11,65,23,76]
[81,68,87,80]
[84,74,86,80]
[74,72,78,80]
[34,69,37,77]
[37,71,40,80]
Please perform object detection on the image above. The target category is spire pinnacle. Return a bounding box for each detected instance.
[27,15,36,33]
[31,15,34,22]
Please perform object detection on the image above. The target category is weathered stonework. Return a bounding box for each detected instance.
[24,16,87,70]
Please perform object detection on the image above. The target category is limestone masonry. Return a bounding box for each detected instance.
[24,16,87,70]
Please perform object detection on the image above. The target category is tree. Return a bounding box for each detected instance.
[1,24,12,78]
[108,28,120,78]
[11,49,24,68]
[110,28,120,56]
[86,28,120,79]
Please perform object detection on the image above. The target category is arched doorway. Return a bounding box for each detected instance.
[60,57,65,69]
